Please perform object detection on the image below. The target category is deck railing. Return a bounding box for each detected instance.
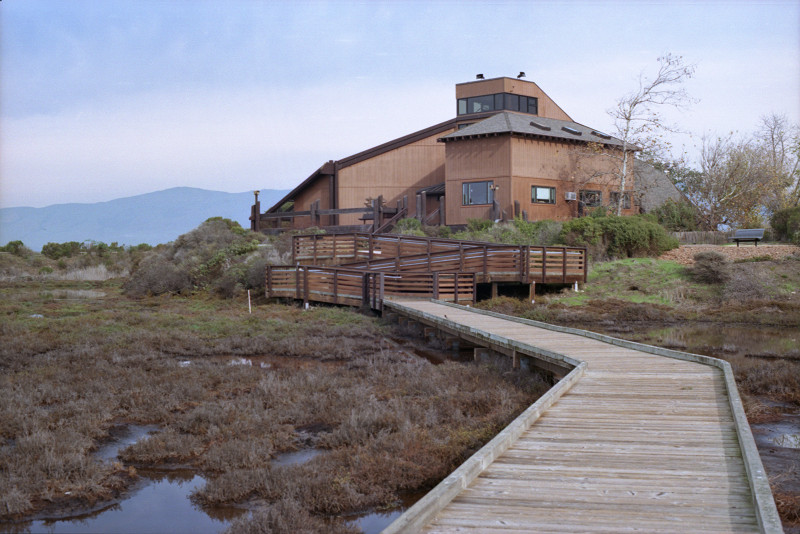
[266,265,475,310]
[292,233,587,284]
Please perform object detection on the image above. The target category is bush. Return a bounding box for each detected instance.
[650,199,700,231]
[123,256,192,297]
[770,206,800,242]
[560,215,678,260]
[41,241,83,260]
[692,251,730,284]
[392,218,425,237]
[0,240,31,257]
[124,218,272,298]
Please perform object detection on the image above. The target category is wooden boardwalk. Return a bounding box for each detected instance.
[382,300,782,534]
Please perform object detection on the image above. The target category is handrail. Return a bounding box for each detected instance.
[266,265,475,310]
[291,233,587,284]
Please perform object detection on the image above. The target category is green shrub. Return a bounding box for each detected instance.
[770,206,800,242]
[125,218,268,298]
[466,218,493,233]
[692,251,730,284]
[392,218,425,237]
[650,199,700,231]
[41,241,82,260]
[0,240,31,257]
[560,215,678,260]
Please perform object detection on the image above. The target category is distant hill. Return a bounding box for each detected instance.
[0,187,288,252]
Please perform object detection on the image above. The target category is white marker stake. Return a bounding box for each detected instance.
[248,290,252,314]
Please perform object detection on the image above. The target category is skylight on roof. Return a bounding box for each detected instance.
[591,130,612,140]
[529,121,551,131]
[561,126,582,136]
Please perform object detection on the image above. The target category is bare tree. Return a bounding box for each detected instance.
[602,54,696,215]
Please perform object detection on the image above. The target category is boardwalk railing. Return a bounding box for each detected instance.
[266,265,475,310]
[292,233,587,284]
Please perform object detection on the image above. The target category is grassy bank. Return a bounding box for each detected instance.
[0,279,547,533]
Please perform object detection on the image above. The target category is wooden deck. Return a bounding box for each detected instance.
[382,300,782,534]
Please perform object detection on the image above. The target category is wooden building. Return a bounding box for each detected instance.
[252,76,636,233]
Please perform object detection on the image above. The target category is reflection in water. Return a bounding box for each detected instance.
[95,424,159,462]
[18,425,245,534]
[29,470,244,534]
[272,448,324,466]
[583,322,799,360]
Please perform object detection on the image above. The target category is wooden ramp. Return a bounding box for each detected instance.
[382,300,782,534]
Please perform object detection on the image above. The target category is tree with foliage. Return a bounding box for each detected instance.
[577,54,696,216]
[758,113,800,210]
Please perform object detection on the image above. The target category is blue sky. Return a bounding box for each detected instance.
[2,0,799,208]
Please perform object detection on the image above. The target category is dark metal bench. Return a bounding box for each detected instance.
[729,228,764,247]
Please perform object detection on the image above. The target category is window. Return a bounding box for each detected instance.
[610,191,631,209]
[463,181,494,205]
[532,186,556,204]
[580,190,602,207]
[457,93,539,116]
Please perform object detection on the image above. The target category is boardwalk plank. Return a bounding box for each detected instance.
[381,300,766,533]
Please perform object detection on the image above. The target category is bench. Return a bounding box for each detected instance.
[729,228,764,247]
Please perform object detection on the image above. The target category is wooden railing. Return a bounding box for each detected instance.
[292,234,587,284]
[266,266,475,310]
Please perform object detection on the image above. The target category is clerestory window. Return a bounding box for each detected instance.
[457,93,538,116]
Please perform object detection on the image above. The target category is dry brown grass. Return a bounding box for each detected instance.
[0,279,546,532]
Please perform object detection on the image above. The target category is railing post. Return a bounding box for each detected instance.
[379,273,385,311]
[333,270,339,304]
[583,248,588,283]
[542,247,547,283]
[303,267,309,307]
[295,266,301,299]
[369,234,374,260]
[483,245,488,281]
[433,272,439,300]
[562,247,568,283]
[521,246,529,283]
[472,274,477,305]
[362,273,369,308]
[454,273,459,304]
[459,242,465,272]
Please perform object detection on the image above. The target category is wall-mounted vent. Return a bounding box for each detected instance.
[592,130,612,140]
[561,126,582,136]
[529,121,551,131]
[565,192,577,201]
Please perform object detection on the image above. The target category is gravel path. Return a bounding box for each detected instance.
[659,244,799,265]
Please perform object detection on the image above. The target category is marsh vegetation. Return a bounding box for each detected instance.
[0,278,547,533]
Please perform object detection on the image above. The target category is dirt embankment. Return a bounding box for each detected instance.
[660,244,799,265]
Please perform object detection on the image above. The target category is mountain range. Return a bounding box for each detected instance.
[0,187,289,252]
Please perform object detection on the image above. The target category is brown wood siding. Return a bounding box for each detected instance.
[444,136,512,226]
[445,135,636,225]
[455,77,572,121]
[336,131,451,225]
[290,177,332,229]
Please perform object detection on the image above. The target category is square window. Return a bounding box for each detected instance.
[532,186,556,204]
[580,190,602,207]
[462,181,494,205]
[610,191,631,209]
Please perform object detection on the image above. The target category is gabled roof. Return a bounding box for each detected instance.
[439,111,632,149]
